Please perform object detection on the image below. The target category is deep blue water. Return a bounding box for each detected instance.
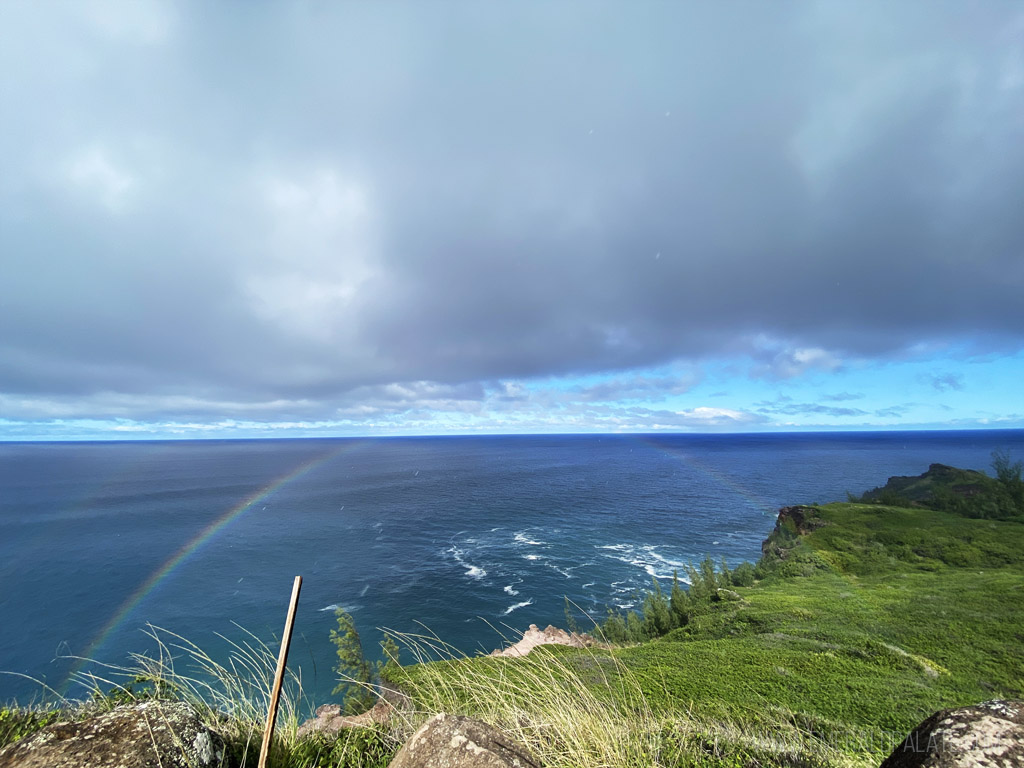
[2,430,1023,707]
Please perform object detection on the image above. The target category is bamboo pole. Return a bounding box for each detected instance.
[258,575,302,768]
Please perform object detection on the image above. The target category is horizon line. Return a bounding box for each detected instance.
[3,424,1024,444]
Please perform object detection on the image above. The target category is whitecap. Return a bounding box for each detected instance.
[319,603,360,613]
[447,545,487,580]
[545,562,573,578]
[503,585,520,596]
[501,598,534,615]
[514,531,544,546]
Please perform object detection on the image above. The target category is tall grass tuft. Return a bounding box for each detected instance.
[6,620,873,767]
[65,624,399,767]
[388,624,862,768]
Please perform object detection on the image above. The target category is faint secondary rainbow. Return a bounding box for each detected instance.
[630,435,779,517]
[62,442,358,693]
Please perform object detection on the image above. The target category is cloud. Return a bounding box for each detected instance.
[0,2,1022,428]
[663,407,767,428]
[821,392,864,402]
[66,147,136,212]
[570,371,702,402]
[922,373,966,392]
[755,399,869,418]
[874,405,914,418]
[752,347,845,380]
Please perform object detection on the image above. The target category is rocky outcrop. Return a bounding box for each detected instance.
[861,464,991,506]
[880,699,1024,768]
[297,685,411,737]
[761,505,825,560]
[388,713,539,768]
[489,624,594,658]
[0,701,224,768]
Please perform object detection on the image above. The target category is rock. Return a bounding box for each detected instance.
[489,624,594,658]
[388,713,539,768]
[297,685,411,737]
[761,505,825,560]
[0,700,224,768]
[880,699,1024,768]
[715,588,743,602]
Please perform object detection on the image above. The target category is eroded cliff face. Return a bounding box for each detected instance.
[760,505,826,561]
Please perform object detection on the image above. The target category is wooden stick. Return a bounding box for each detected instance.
[258,575,302,768]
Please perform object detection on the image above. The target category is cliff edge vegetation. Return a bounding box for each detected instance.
[394,458,1024,767]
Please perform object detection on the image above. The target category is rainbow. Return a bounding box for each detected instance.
[629,435,778,516]
[62,441,357,693]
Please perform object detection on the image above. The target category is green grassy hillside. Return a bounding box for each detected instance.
[398,494,1024,767]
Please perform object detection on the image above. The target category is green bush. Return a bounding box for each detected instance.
[0,707,61,750]
[730,562,756,587]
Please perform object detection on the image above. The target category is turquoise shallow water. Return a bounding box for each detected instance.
[2,430,1022,706]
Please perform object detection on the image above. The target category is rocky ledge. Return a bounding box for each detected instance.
[489,623,594,657]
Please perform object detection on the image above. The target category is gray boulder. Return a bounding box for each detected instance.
[388,713,539,768]
[880,699,1024,768]
[0,701,225,768]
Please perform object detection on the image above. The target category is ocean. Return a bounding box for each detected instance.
[2,430,1023,707]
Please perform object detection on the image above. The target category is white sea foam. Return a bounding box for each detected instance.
[319,603,360,613]
[514,531,544,546]
[598,542,690,579]
[502,598,534,615]
[359,583,370,597]
[448,545,488,580]
[581,581,596,589]
[545,562,573,578]
[522,554,541,561]
[503,584,519,596]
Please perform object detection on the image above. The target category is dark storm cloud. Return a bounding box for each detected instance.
[1,1,1023,421]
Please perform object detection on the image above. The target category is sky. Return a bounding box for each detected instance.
[2,1,1023,440]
